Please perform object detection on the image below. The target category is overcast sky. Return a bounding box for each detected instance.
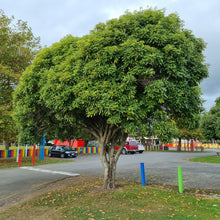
[1,0,219,111]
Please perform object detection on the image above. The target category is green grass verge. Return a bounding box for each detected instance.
[163,150,207,153]
[0,157,75,169]
[0,178,219,219]
[189,156,220,164]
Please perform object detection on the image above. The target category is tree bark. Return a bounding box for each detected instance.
[83,140,89,147]
[5,142,10,150]
[98,129,127,189]
[103,146,117,189]
[99,140,115,189]
[177,137,182,152]
[84,117,127,189]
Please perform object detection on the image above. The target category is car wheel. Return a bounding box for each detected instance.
[48,152,52,157]
[60,153,65,158]
[139,151,143,154]
[122,148,127,155]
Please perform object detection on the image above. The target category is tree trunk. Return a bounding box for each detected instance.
[177,137,181,152]
[85,119,127,190]
[99,141,116,189]
[84,140,89,147]
[98,131,127,189]
[5,142,10,150]
[68,138,74,149]
[104,147,117,189]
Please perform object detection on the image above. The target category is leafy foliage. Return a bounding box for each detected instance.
[0,10,40,147]
[13,36,80,144]
[201,97,220,141]
[178,128,203,141]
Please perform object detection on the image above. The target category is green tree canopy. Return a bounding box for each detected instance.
[201,97,220,141]
[13,8,208,189]
[0,10,40,149]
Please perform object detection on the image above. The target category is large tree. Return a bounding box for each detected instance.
[0,10,40,149]
[13,9,208,189]
[201,97,220,141]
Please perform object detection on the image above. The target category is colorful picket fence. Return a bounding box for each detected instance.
[165,143,220,150]
[0,145,162,159]
[73,147,100,154]
[0,147,100,159]
[0,148,49,159]
[145,145,161,151]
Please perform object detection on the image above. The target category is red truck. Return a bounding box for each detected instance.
[115,140,144,154]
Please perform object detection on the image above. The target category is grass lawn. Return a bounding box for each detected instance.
[189,156,220,164]
[0,177,219,220]
[0,157,75,169]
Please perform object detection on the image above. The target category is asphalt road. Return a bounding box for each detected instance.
[0,151,219,210]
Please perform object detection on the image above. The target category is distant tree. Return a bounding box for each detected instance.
[176,127,203,150]
[175,114,202,151]
[201,97,220,141]
[0,10,40,149]
[13,9,208,189]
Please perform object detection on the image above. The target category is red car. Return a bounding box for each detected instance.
[115,141,139,154]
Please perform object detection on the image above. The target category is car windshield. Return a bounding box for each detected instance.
[61,146,71,151]
[130,141,138,146]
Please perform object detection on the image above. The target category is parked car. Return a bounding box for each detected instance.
[48,145,78,158]
[115,141,143,154]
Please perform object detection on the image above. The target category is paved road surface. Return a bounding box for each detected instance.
[0,151,219,210]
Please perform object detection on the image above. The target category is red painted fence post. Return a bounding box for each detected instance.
[32,145,35,166]
[18,153,21,167]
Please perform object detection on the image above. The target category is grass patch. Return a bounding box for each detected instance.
[163,150,207,153]
[0,157,75,169]
[189,156,220,164]
[0,178,219,220]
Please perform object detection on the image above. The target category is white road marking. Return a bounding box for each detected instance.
[20,166,80,177]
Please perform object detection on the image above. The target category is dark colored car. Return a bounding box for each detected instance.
[48,145,78,158]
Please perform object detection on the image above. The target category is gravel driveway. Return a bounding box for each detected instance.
[52,151,220,191]
[115,151,220,191]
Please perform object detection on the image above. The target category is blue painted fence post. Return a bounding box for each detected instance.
[39,133,45,161]
[140,163,146,186]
